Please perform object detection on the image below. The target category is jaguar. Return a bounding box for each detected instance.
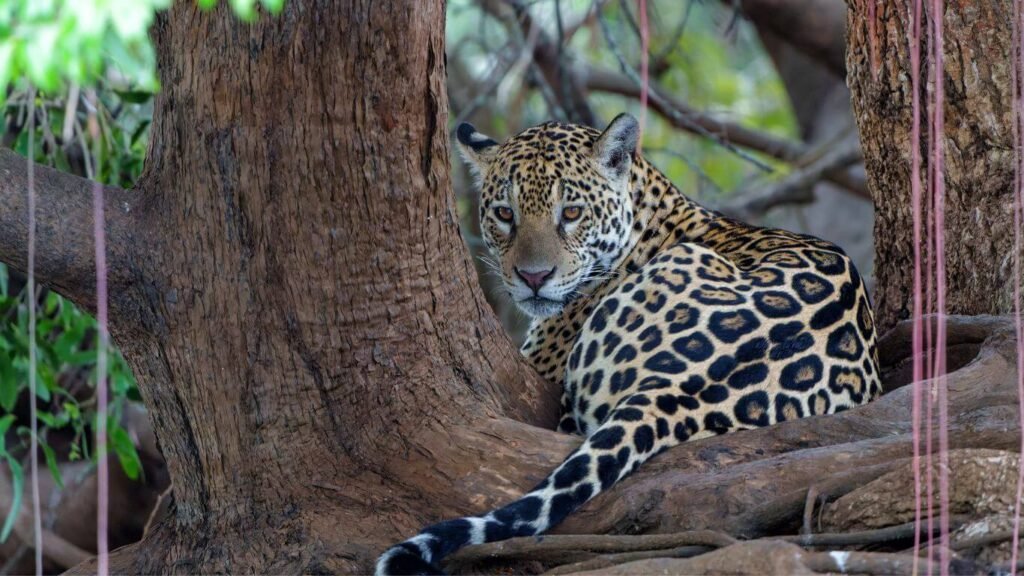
[375,113,880,575]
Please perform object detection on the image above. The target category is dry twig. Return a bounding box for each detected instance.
[718,133,866,218]
[444,530,736,572]
[542,544,712,575]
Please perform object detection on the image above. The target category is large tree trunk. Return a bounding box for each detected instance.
[0,1,561,572]
[104,1,569,572]
[846,0,1023,332]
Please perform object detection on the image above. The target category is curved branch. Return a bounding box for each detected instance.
[445,530,736,572]
[583,66,868,200]
[483,0,599,125]
[0,147,139,313]
[584,65,805,161]
[0,464,92,570]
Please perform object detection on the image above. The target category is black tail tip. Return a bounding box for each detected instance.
[375,544,444,576]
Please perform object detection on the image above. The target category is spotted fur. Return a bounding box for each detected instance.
[376,114,880,575]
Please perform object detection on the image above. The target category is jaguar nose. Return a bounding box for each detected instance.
[515,267,556,293]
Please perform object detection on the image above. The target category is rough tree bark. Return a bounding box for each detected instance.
[847,0,1024,332]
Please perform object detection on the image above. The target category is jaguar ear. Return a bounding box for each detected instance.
[455,123,500,178]
[592,113,639,182]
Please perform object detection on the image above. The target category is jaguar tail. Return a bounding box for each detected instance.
[375,391,676,575]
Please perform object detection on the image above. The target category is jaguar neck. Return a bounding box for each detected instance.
[520,156,721,380]
[608,156,718,280]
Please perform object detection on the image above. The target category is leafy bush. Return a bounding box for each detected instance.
[0,0,284,104]
[0,264,141,541]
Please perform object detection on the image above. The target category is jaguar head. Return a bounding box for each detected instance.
[456,114,640,318]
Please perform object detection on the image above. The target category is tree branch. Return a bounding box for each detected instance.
[580,544,940,575]
[0,464,92,570]
[448,521,957,575]
[584,65,803,161]
[446,530,737,572]
[483,0,600,125]
[718,133,866,218]
[583,66,869,201]
[724,0,847,77]
[594,11,776,172]
[0,147,139,313]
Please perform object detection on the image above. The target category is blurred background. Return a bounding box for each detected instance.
[0,0,871,572]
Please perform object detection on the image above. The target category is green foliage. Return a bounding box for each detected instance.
[0,0,170,99]
[201,0,286,21]
[8,87,152,189]
[0,413,20,541]
[598,1,796,196]
[0,0,286,106]
[0,268,142,541]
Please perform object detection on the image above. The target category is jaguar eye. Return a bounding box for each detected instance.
[561,205,583,222]
[495,206,515,223]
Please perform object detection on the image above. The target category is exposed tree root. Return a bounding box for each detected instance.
[60,310,1024,575]
[446,522,964,575]
[542,545,713,575]
[566,541,942,575]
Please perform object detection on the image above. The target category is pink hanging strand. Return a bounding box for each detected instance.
[26,87,44,576]
[910,0,952,570]
[637,0,649,153]
[908,0,925,569]
[929,0,951,571]
[86,91,110,576]
[1011,0,1024,568]
[923,2,938,565]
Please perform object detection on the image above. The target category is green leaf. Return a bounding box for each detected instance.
[109,425,141,480]
[36,412,58,428]
[41,442,63,489]
[111,370,134,396]
[1,457,23,542]
[114,89,154,104]
[0,358,17,412]
[0,415,15,438]
[129,119,151,146]
[260,0,284,13]
[33,364,52,403]
[0,43,14,110]
[64,349,99,366]
[229,0,257,21]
